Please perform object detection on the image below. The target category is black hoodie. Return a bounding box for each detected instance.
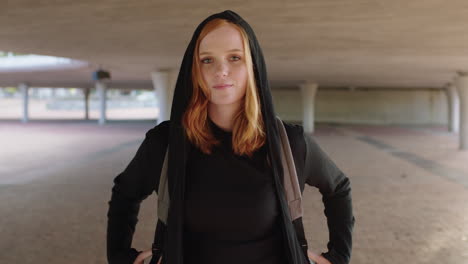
[107,10,354,264]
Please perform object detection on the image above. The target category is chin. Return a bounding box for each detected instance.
[209,98,243,106]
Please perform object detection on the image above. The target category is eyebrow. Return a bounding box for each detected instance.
[199,49,244,56]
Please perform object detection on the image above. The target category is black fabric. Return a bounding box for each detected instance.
[164,9,308,264]
[107,121,170,264]
[106,9,354,264]
[106,120,354,264]
[182,118,286,264]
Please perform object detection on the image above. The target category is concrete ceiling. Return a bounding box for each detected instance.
[2,0,468,89]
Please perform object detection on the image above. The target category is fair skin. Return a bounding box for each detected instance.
[133,249,159,264]
[134,23,331,264]
[200,24,248,131]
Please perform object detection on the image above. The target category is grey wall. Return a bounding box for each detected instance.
[272,88,448,125]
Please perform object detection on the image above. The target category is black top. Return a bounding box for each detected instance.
[106,120,355,264]
[183,119,286,264]
[159,9,353,264]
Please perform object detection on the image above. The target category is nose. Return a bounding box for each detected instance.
[215,61,229,77]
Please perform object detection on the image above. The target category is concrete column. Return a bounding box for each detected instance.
[455,73,468,150]
[19,83,29,123]
[95,81,107,125]
[300,82,318,134]
[445,83,460,133]
[151,69,177,124]
[83,87,90,120]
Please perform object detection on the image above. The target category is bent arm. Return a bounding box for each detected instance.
[304,133,355,264]
[106,122,169,264]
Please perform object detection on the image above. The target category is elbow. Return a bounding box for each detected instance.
[326,172,352,199]
[322,174,354,221]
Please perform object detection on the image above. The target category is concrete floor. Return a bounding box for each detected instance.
[0,120,467,264]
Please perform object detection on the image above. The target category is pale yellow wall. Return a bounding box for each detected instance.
[271,88,448,125]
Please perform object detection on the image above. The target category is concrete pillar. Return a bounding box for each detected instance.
[300,82,318,134]
[83,87,90,120]
[455,73,468,150]
[445,83,460,133]
[19,83,29,123]
[95,81,107,125]
[151,69,177,124]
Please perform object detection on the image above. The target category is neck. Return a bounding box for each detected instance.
[208,102,242,132]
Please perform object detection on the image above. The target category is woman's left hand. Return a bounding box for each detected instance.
[307,249,332,264]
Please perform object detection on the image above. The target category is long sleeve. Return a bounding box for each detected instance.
[303,132,355,264]
[106,121,170,264]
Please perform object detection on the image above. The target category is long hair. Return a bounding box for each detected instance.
[182,18,265,157]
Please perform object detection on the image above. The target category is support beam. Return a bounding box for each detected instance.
[151,69,177,124]
[445,83,460,133]
[83,87,90,120]
[300,82,318,134]
[95,81,107,125]
[455,73,468,150]
[19,83,29,123]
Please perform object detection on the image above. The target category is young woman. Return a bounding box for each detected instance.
[107,10,354,264]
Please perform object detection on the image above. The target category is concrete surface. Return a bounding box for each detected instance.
[2,88,450,126]
[272,88,449,125]
[3,1,468,88]
[0,120,467,264]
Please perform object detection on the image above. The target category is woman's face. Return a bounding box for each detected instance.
[198,24,248,108]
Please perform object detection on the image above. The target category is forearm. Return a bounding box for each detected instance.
[321,176,355,264]
[106,191,142,264]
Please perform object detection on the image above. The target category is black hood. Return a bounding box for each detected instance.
[164,10,307,264]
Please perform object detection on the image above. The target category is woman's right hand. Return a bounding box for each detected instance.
[307,249,331,264]
[133,249,161,264]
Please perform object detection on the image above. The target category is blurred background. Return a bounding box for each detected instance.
[1,1,467,263]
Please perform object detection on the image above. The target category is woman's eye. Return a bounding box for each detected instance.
[230,56,241,61]
[201,58,212,64]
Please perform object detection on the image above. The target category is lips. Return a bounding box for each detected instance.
[213,84,233,89]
